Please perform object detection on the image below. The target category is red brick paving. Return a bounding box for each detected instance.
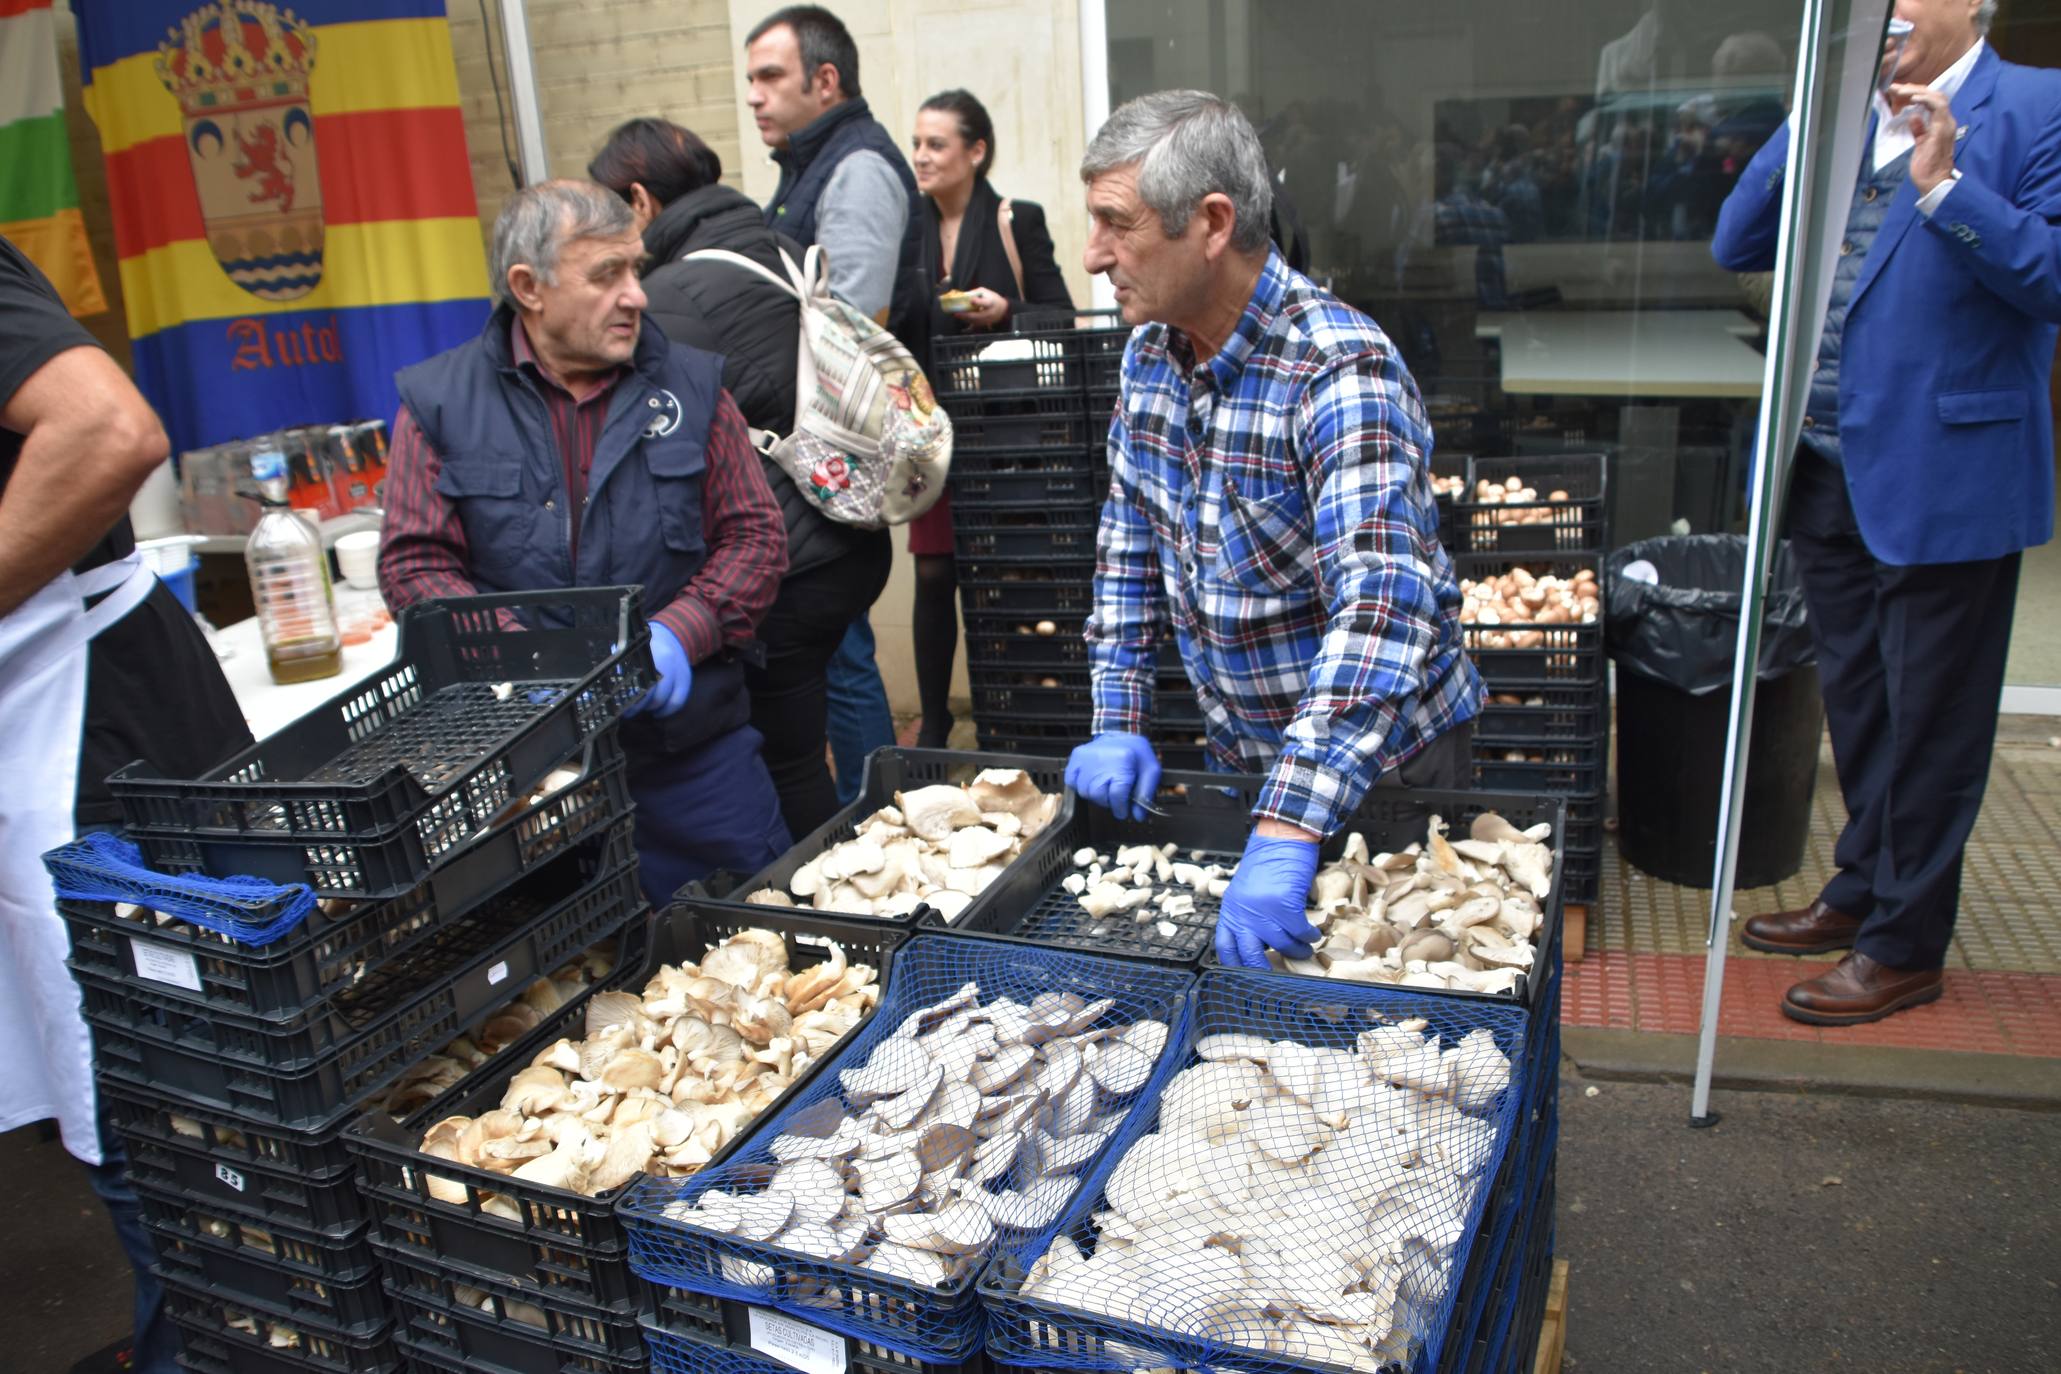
[1563,950,2061,1056]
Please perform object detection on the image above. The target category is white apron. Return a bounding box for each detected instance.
[0,553,155,1163]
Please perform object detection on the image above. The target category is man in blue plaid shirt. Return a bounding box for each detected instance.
[1063,91,1483,969]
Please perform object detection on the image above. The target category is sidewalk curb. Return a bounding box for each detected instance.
[1562,1027,2061,1111]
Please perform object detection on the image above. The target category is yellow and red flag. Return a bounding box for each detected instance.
[1,0,108,315]
[75,0,490,451]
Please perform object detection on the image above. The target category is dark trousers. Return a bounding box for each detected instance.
[625,724,792,909]
[1381,719,1475,790]
[1785,449,2020,971]
[746,540,895,838]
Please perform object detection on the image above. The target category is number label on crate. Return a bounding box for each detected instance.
[487,959,511,986]
[746,1306,847,1374]
[213,1162,247,1193]
[128,937,203,993]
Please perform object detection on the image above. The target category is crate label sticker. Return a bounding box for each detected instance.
[746,1306,846,1374]
[128,938,202,993]
[487,960,510,986]
[214,1162,247,1193]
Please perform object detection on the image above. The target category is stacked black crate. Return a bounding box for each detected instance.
[54,588,653,1374]
[1453,455,1608,910]
[938,316,1111,762]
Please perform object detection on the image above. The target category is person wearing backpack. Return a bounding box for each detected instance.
[903,89,1076,749]
[744,4,919,800]
[590,118,893,838]
[379,180,793,908]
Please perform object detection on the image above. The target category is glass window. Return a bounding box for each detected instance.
[1106,0,1803,545]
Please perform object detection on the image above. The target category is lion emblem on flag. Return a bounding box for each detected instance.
[156,2,323,300]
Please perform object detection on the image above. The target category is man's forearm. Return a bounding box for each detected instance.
[0,402,165,616]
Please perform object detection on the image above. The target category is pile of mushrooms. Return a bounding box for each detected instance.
[745,769,1060,923]
[1430,471,1467,499]
[380,943,618,1116]
[411,930,880,1209]
[660,983,1167,1291]
[1466,473,1571,526]
[1274,814,1553,996]
[1066,843,1233,941]
[1458,567,1599,651]
[1018,1019,1513,1373]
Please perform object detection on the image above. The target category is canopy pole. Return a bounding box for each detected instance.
[1690,0,1891,1126]
[497,0,551,186]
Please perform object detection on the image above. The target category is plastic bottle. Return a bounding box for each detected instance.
[245,446,343,684]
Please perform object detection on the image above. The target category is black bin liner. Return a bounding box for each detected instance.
[1604,535,1814,695]
[1604,535,1823,889]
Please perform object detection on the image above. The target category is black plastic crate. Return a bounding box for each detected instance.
[643,1286,994,1374]
[139,1178,388,1332]
[1455,555,1605,687]
[345,902,902,1311]
[952,505,1100,559]
[949,449,1103,508]
[378,1240,648,1373]
[957,569,1097,617]
[1472,747,1605,795]
[84,826,646,1131]
[1077,314,1129,395]
[112,587,652,896]
[962,621,1089,671]
[688,748,1068,924]
[64,738,630,1024]
[1475,683,1608,745]
[161,1269,395,1374]
[1455,454,1607,555]
[932,322,1083,400]
[945,396,1101,452]
[1562,845,1599,906]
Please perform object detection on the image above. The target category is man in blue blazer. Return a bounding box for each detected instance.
[1711,0,2058,1025]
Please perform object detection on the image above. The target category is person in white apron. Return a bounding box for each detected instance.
[2,235,252,1374]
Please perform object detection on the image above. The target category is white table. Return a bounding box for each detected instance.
[1475,309,1765,399]
[210,587,398,740]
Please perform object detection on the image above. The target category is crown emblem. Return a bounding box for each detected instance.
[155,2,317,114]
[155,1,326,301]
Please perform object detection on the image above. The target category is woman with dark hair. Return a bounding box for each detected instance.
[589,117,891,838]
[904,89,1074,747]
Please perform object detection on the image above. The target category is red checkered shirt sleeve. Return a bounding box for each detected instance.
[651,390,787,661]
[375,405,481,613]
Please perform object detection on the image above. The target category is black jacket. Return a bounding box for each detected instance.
[913,180,1074,370]
[639,183,885,578]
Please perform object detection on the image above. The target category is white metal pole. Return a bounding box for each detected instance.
[497,0,550,186]
[1690,0,1891,1125]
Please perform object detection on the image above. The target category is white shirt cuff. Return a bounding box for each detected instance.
[1917,170,1962,218]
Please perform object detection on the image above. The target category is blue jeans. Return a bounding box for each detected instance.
[825,616,895,806]
[85,1121,179,1374]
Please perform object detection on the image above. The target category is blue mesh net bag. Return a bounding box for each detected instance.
[978,968,1530,1374]
[619,933,1197,1363]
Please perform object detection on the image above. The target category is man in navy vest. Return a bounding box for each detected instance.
[744,4,917,802]
[379,180,794,908]
[1712,0,2059,1025]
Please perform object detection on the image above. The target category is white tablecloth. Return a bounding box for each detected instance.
[209,586,399,741]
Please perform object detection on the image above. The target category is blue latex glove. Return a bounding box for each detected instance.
[627,622,692,718]
[1215,832,1323,968]
[1063,732,1162,822]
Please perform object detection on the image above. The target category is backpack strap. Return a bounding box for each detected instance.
[996,197,1026,299]
[679,248,804,300]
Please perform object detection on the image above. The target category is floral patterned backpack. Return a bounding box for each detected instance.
[680,244,951,527]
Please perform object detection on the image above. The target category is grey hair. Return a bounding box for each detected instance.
[1976,0,1998,35]
[1081,90,1273,254]
[488,180,635,307]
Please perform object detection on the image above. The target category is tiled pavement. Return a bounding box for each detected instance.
[1570,722,2061,1058]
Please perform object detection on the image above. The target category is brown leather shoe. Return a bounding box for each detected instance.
[1741,900,1863,955]
[1781,952,1944,1026]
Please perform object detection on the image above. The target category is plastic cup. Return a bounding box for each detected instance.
[334,529,381,590]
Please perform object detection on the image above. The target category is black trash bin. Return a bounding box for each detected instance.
[1606,536,1822,889]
